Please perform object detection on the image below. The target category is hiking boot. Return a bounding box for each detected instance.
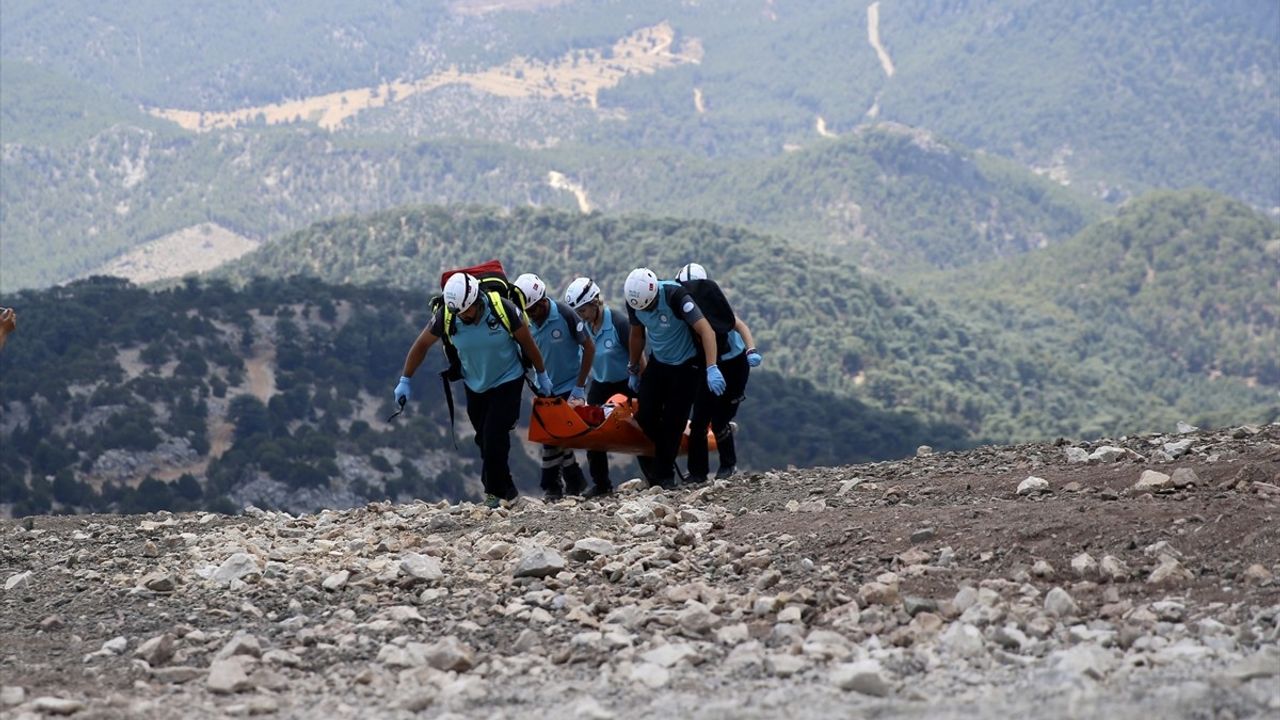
[649,476,680,491]
[483,494,501,509]
[684,475,709,487]
[583,484,614,499]
[544,486,565,502]
[715,465,737,480]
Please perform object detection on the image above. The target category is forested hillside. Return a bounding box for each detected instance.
[5,0,1271,208]
[931,190,1280,390]
[0,123,1097,290]
[0,276,958,518]
[219,205,1277,442]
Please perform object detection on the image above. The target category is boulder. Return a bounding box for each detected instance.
[207,659,253,694]
[514,546,565,578]
[1016,476,1050,495]
[423,637,475,672]
[1134,470,1172,491]
[1044,587,1078,618]
[211,553,260,585]
[831,659,891,696]
[400,553,444,583]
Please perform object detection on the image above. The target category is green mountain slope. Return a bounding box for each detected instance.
[934,190,1280,389]
[878,0,1280,209]
[578,126,1102,271]
[219,205,1276,442]
[0,124,1098,291]
[0,0,462,108]
[4,0,1273,209]
[0,60,172,146]
[0,276,959,517]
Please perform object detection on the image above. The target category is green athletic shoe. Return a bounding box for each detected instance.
[483,494,501,509]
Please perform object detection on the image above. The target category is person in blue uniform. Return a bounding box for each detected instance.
[623,267,724,489]
[563,277,633,497]
[395,272,552,508]
[675,262,763,482]
[515,273,595,500]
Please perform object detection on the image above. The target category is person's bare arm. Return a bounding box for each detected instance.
[628,325,646,369]
[401,326,439,377]
[691,318,719,368]
[575,334,595,389]
[733,316,756,351]
[512,325,546,373]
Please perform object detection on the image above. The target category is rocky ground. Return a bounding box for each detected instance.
[2,424,1278,719]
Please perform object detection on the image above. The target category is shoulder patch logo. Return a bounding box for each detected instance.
[682,301,695,314]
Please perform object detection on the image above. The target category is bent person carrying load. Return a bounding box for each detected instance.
[623,267,724,489]
[395,271,552,508]
[514,273,595,500]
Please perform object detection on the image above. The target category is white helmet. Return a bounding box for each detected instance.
[676,262,707,282]
[442,272,480,312]
[563,277,600,310]
[513,273,547,307]
[624,268,660,310]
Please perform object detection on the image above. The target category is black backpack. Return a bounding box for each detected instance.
[678,278,737,357]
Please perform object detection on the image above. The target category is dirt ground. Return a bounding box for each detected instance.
[1,425,1277,718]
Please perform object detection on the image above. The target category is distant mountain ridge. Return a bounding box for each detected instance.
[0,122,1099,291]
[935,190,1280,388]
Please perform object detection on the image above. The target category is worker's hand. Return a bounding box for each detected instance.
[535,370,554,397]
[394,376,412,405]
[706,365,726,396]
[627,366,641,393]
[746,348,762,368]
[569,385,587,406]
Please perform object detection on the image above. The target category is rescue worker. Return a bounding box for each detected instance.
[563,277,633,497]
[676,262,763,482]
[514,273,595,500]
[395,272,553,508]
[623,267,724,489]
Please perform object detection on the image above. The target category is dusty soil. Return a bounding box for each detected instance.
[1,425,1277,718]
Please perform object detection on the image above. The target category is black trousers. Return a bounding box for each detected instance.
[464,377,524,501]
[586,378,634,489]
[687,352,750,478]
[541,390,585,494]
[635,359,701,484]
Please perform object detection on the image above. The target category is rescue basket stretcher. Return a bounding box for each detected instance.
[528,394,717,456]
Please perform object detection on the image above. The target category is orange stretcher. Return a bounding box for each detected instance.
[527,394,717,456]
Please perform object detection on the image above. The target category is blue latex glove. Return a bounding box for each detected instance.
[628,369,641,393]
[569,385,587,403]
[394,376,412,404]
[746,348,763,368]
[706,365,726,396]
[535,370,554,396]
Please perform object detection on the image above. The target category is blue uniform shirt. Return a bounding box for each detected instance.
[429,295,526,393]
[628,281,705,366]
[529,299,589,395]
[590,306,631,383]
